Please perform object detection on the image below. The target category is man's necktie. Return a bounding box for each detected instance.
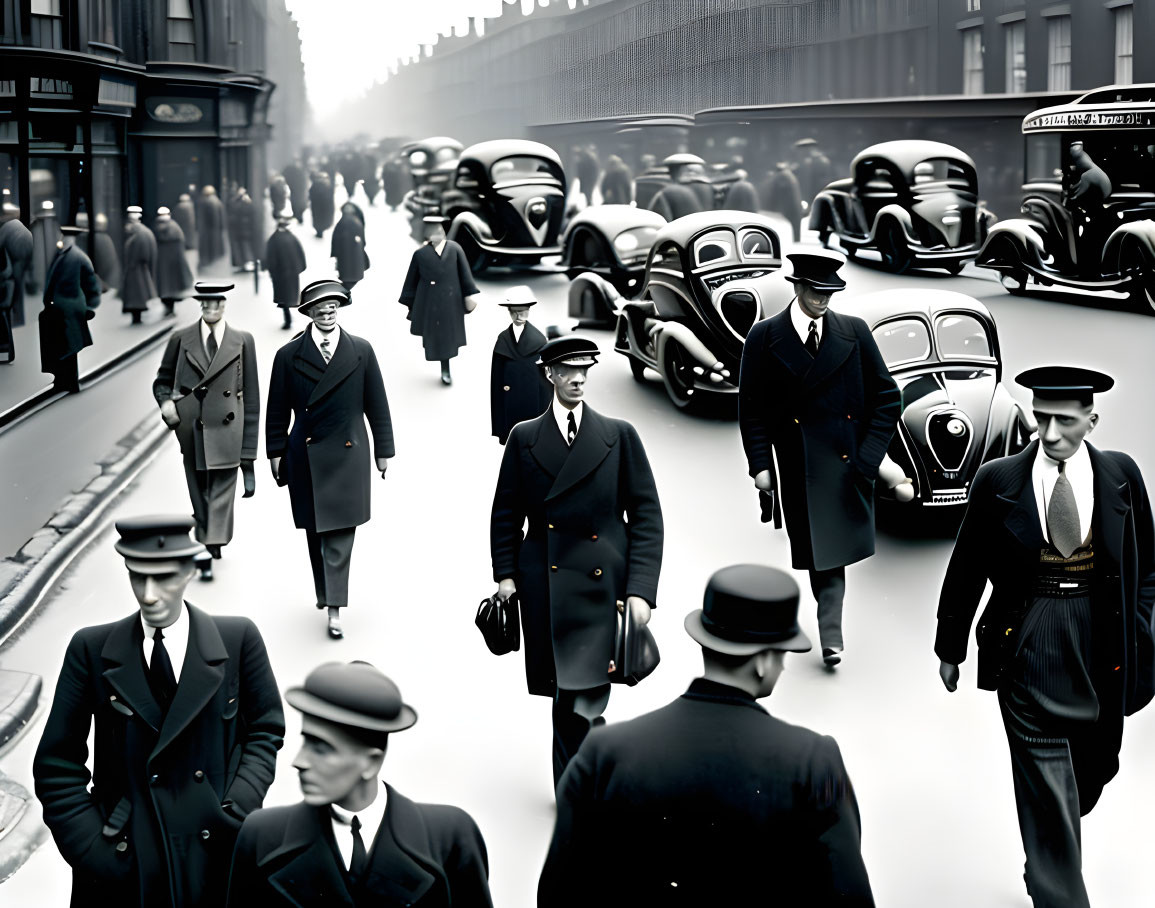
[320,337,331,363]
[348,815,368,881]
[567,411,577,446]
[805,320,820,358]
[1047,461,1082,558]
[149,626,178,707]
[205,329,218,362]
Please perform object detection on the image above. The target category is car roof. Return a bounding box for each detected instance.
[567,205,666,234]
[406,136,462,153]
[653,210,783,248]
[1023,83,1155,133]
[851,140,976,177]
[459,140,563,169]
[836,288,993,329]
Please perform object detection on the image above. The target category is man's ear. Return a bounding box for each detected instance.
[1087,412,1099,432]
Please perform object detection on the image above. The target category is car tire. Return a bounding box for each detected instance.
[659,337,697,410]
[1124,256,1155,315]
[878,221,913,274]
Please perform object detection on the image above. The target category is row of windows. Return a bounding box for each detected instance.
[962,6,1133,95]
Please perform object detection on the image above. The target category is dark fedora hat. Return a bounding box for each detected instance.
[785,251,847,292]
[298,279,352,314]
[286,661,417,733]
[685,564,812,655]
[537,335,599,368]
[114,515,206,561]
[1015,365,1114,406]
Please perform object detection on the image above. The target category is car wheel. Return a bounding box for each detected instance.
[1125,258,1155,315]
[628,356,648,383]
[878,221,913,274]
[660,337,696,410]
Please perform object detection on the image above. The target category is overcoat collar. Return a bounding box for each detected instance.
[263,787,439,908]
[527,405,616,501]
[182,322,244,384]
[994,441,1044,550]
[765,305,856,388]
[101,613,163,731]
[681,678,768,716]
[289,327,362,406]
[494,322,546,360]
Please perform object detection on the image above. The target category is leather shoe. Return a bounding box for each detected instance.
[327,614,343,640]
[206,544,222,560]
[822,647,842,667]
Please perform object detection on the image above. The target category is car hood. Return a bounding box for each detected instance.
[910,192,976,248]
[897,367,994,483]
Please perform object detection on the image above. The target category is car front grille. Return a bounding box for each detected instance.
[720,290,758,337]
[929,489,969,506]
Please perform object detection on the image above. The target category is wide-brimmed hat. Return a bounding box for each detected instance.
[286,661,417,733]
[685,564,812,656]
[500,285,537,309]
[1016,366,1114,406]
[537,335,599,368]
[114,515,206,561]
[785,251,847,292]
[298,279,352,313]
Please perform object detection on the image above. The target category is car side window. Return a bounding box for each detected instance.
[650,242,682,270]
[872,318,931,368]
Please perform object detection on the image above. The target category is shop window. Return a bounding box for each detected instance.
[1047,16,1071,92]
[1004,22,1025,94]
[168,0,197,63]
[965,0,980,10]
[31,0,63,49]
[962,28,983,95]
[89,0,120,47]
[1114,5,1133,86]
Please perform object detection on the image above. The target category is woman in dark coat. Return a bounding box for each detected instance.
[120,221,157,323]
[398,217,480,385]
[40,228,101,392]
[197,185,227,265]
[263,215,307,329]
[153,208,193,317]
[330,202,368,297]
[308,173,335,238]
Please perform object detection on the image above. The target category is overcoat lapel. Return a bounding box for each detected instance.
[547,408,615,501]
[998,442,1045,550]
[1089,443,1129,566]
[265,805,354,908]
[201,325,243,385]
[291,331,327,384]
[518,322,546,353]
[364,786,437,905]
[766,308,812,380]
[803,310,855,389]
[528,412,568,478]
[152,604,227,759]
[182,324,209,376]
[307,333,360,407]
[494,326,518,361]
[101,614,162,731]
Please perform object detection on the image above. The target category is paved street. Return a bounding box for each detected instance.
[1,197,1153,907]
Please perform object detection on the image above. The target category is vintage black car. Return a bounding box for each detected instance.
[844,289,1034,509]
[561,205,666,298]
[810,140,994,274]
[439,139,567,274]
[612,211,784,409]
[976,84,1155,312]
[400,136,464,226]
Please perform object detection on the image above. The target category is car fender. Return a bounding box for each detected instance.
[809,191,840,233]
[567,271,620,321]
[871,205,917,244]
[447,211,494,247]
[977,219,1046,267]
[653,321,724,373]
[1102,220,1155,273]
[561,223,613,269]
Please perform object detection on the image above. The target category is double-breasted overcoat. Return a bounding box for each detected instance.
[33,604,285,908]
[40,244,101,366]
[225,786,493,908]
[153,322,260,470]
[263,228,308,308]
[739,306,901,571]
[154,218,193,299]
[399,242,478,362]
[491,407,664,696]
[266,328,395,533]
[490,323,552,444]
[120,224,157,314]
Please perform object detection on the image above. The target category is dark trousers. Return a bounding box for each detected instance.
[809,567,846,651]
[552,684,611,788]
[185,465,238,546]
[0,307,13,362]
[51,353,79,393]
[304,527,356,607]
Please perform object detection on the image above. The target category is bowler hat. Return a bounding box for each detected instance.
[537,335,599,368]
[114,515,206,561]
[1015,365,1114,406]
[298,279,352,313]
[685,564,812,655]
[126,205,142,215]
[785,251,847,292]
[193,280,233,304]
[286,661,417,733]
[500,285,537,308]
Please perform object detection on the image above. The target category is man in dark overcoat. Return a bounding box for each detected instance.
[936,367,1155,908]
[309,172,336,237]
[282,162,309,223]
[174,190,197,251]
[263,213,308,329]
[738,251,900,667]
[226,661,494,908]
[331,201,369,299]
[227,188,256,272]
[0,202,34,327]
[490,336,664,786]
[764,162,804,243]
[154,206,194,318]
[197,186,227,265]
[40,225,101,393]
[599,155,633,206]
[540,564,874,906]
[33,515,285,908]
[87,212,121,293]
[266,280,394,640]
[121,209,157,324]
[490,285,552,445]
[382,154,410,210]
[153,282,259,580]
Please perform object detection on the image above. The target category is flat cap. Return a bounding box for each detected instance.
[537,335,599,368]
[286,662,417,733]
[685,564,812,655]
[298,279,352,313]
[114,515,206,561]
[1016,366,1114,405]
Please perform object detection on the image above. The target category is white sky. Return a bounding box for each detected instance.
[283,0,587,119]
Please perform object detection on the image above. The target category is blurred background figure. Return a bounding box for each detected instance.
[0,202,34,329]
[29,199,61,296]
[121,206,157,326]
[173,187,197,251]
[40,225,100,393]
[599,154,633,206]
[197,185,227,267]
[764,162,804,243]
[264,213,308,330]
[268,173,289,220]
[154,207,194,318]
[331,202,369,301]
[309,171,335,238]
[283,159,309,224]
[722,168,761,213]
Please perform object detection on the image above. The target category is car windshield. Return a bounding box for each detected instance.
[936,314,992,360]
[873,318,931,368]
[434,147,459,164]
[490,156,560,183]
[910,158,975,195]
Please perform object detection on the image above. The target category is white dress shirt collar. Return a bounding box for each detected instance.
[552,397,583,444]
[1033,441,1094,545]
[434,239,447,256]
[790,299,823,346]
[311,323,341,359]
[141,602,190,684]
[330,782,389,871]
[200,319,226,356]
[511,322,525,343]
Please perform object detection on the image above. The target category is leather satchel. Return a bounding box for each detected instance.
[609,600,660,686]
[475,592,520,656]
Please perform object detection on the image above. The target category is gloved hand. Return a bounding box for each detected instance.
[241,460,255,498]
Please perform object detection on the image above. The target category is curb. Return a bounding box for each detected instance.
[0,414,170,649]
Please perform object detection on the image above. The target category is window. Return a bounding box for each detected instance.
[963,29,983,95]
[966,0,981,10]
[936,315,993,360]
[489,157,560,183]
[872,319,931,368]
[168,0,197,63]
[89,0,121,47]
[1047,16,1071,92]
[31,0,63,49]
[1115,6,1133,85]
[1004,22,1026,93]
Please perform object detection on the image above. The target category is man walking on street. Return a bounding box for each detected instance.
[34,515,285,908]
[153,281,259,581]
[738,251,901,667]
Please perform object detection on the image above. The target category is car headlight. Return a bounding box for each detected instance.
[613,232,640,252]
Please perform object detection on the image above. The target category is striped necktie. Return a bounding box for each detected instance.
[320,337,331,363]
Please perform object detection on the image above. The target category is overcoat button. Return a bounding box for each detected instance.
[149,774,159,785]
[548,524,554,529]
[793,418,799,424]
[345,441,352,448]
[591,535,597,541]
[593,568,603,577]
[305,437,312,444]
[550,565,558,572]
[503,386,510,391]
[115,842,128,853]
[200,830,211,840]
[194,770,205,781]
[224,390,231,397]
[841,454,849,462]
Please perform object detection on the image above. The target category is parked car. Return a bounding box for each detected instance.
[612,211,784,409]
[810,140,994,274]
[561,205,666,301]
[400,135,464,224]
[842,289,1034,509]
[440,139,567,273]
[975,84,1155,313]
